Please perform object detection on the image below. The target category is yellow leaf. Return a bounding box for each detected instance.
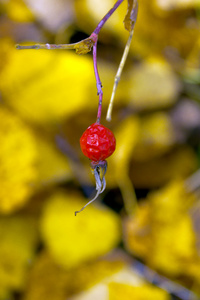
[108,282,170,300]
[75,0,128,40]
[106,116,140,214]
[23,251,124,300]
[130,146,198,188]
[0,106,37,213]
[0,42,95,124]
[40,192,121,269]
[122,57,180,110]
[150,180,196,223]
[154,0,200,10]
[123,180,199,277]
[151,216,197,275]
[0,288,13,300]
[186,36,200,69]
[110,116,140,177]
[35,136,72,186]
[134,112,175,161]
[3,0,34,23]
[0,215,38,291]
[133,0,199,57]
[123,202,152,259]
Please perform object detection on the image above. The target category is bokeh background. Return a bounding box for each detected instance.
[0,0,200,299]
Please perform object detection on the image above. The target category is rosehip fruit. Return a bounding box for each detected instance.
[80,123,116,162]
[75,123,116,215]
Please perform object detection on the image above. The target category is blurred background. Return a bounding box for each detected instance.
[0,0,200,299]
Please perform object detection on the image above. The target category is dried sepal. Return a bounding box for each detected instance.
[74,33,98,55]
[75,161,107,215]
[124,0,138,32]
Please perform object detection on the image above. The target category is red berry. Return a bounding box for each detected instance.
[80,123,116,161]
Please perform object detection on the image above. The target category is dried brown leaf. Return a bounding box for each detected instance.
[124,0,138,32]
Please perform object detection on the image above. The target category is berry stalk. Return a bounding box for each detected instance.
[93,40,103,124]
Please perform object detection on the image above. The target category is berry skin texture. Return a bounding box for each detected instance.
[80,123,116,162]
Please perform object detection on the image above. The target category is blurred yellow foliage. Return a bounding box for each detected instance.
[0,215,38,292]
[107,116,139,183]
[0,106,37,213]
[151,216,198,275]
[134,0,199,58]
[134,112,175,161]
[123,57,180,109]
[124,180,199,276]
[111,116,140,176]
[0,289,13,300]
[40,192,121,269]
[75,0,128,41]
[130,146,198,188]
[108,282,170,300]
[107,116,140,213]
[23,0,75,31]
[185,35,200,69]
[151,179,195,222]
[2,0,34,22]
[0,0,199,298]
[0,43,95,124]
[35,136,72,186]
[154,0,200,10]
[23,251,124,300]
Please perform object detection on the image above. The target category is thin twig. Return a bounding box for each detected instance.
[16,43,76,50]
[106,28,134,121]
